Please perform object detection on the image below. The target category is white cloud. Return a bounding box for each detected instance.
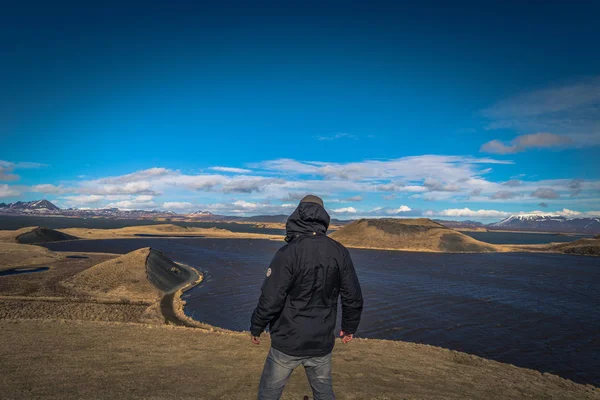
[95,168,172,184]
[232,200,259,209]
[221,176,284,193]
[31,184,64,194]
[490,191,520,200]
[345,195,363,202]
[481,76,600,151]
[481,133,576,154]
[162,201,195,210]
[209,166,253,173]
[483,76,600,120]
[531,188,560,199]
[0,170,19,181]
[135,195,154,202]
[61,195,106,206]
[86,181,158,195]
[555,208,581,217]
[0,184,20,198]
[386,205,412,214]
[105,195,157,210]
[196,201,297,215]
[0,160,46,181]
[15,155,600,216]
[332,207,357,213]
[437,208,511,218]
[259,155,511,181]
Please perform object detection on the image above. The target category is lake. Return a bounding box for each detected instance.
[4,215,595,244]
[0,215,286,236]
[41,237,600,386]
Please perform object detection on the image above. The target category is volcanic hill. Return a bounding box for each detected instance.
[64,248,196,301]
[329,218,498,252]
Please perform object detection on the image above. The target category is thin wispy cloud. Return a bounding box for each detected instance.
[316,133,357,141]
[481,133,575,154]
[0,184,21,198]
[209,166,253,174]
[531,188,560,199]
[433,208,511,218]
[332,207,357,213]
[0,160,47,182]
[163,201,195,210]
[481,76,600,153]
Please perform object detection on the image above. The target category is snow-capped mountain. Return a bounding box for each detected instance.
[489,214,600,234]
[189,210,214,216]
[2,200,61,212]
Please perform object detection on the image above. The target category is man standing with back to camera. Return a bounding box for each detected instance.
[250,195,363,400]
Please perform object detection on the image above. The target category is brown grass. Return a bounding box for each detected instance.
[0,249,166,324]
[59,223,282,240]
[330,218,500,253]
[0,319,598,399]
[0,238,598,398]
[0,226,39,243]
[551,238,600,256]
[0,242,62,270]
[63,247,162,301]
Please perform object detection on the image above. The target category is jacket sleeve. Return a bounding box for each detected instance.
[340,249,363,335]
[250,247,294,337]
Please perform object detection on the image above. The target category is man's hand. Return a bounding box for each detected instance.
[251,334,261,345]
[340,330,354,344]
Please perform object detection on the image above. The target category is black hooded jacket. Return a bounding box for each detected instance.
[250,202,363,357]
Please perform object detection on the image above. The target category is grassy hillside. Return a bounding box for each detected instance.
[552,238,600,256]
[64,248,161,301]
[0,242,61,270]
[329,218,498,252]
[64,247,196,302]
[59,223,280,240]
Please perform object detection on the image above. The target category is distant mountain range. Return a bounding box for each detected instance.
[432,219,484,229]
[187,210,349,225]
[1,200,599,234]
[0,200,60,211]
[488,214,600,234]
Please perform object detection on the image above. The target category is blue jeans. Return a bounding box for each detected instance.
[258,347,335,400]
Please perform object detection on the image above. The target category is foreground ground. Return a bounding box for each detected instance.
[1,319,598,400]
[1,239,599,399]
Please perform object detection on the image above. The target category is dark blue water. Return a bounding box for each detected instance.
[464,231,593,244]
[133,234,206,238]
[0,215,286,236]
[42,238,600,386]
[0,266,50,276]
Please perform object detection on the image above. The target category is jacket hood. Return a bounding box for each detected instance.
[285,202,330,242]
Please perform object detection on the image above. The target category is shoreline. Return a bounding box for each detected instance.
[161,262,233,332]
[159,262,205,328]
[43,235,600,257]
[0,245,599,397]
[153,257,600,391]
[3,225,597,257]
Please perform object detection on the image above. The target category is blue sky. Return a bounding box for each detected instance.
[1,2,599,220]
